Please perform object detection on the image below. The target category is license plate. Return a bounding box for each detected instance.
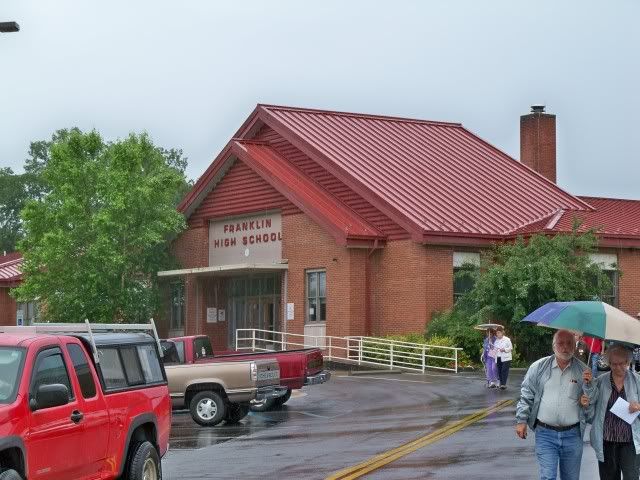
[258,370,280,380]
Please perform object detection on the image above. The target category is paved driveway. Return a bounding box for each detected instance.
[162,369,598,479]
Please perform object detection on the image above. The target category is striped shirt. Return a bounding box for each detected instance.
[603,375,633,443]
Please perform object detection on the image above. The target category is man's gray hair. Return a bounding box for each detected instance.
[552,329,575,344]
[607,344,632,362]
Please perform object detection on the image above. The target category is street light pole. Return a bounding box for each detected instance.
[0,22,20,33]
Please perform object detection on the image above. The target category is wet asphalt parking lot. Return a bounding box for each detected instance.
[162,369,599,480]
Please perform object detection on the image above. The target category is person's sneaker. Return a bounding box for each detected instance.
[489,383,498,389]
[499,385,507,390]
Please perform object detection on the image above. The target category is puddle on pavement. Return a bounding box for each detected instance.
[169,407,293,450]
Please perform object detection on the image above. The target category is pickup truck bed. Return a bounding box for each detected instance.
[167,335,331,411]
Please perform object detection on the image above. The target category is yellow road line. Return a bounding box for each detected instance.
[326,398,514,480]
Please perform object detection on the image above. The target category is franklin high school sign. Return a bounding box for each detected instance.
[209,212,282,266]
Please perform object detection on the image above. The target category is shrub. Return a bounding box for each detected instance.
[359,333,471,371]
[426,309,484,365]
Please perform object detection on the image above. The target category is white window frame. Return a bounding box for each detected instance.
[589,253,619,307]
[453,252,480,303]
[306,269,326,324]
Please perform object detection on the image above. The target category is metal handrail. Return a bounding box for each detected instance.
[234,328,462,373]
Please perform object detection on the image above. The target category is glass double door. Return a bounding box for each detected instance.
[228,274,281,348]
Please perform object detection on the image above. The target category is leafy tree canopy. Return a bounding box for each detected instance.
[427,226,616,361]
[13,129,188,323]
[0,128,191,253]
[0,167,29,253]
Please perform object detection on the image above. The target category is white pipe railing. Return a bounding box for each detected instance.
[234,329,463,373]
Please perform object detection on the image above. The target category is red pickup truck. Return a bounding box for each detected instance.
[166,335,331,411]
[0,323,170,480]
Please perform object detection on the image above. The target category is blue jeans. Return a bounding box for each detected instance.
[535,425,583,480]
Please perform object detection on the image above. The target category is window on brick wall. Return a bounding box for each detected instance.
[588,253,619,307]
[306,270,326,323]
[453,252,480,303]
[170,282,185,330]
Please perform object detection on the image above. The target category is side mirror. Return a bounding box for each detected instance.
[30,384,69,411]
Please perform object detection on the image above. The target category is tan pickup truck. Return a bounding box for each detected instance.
[162,341,285,426]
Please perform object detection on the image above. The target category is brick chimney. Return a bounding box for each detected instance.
[520,105,556,183]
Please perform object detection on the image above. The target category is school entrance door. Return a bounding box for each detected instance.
[227,273,282,348]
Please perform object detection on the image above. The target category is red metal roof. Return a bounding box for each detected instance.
[231,141,385,246]
[258,105,592,239]
[552,197,640,240]
[508,197,640,247]
[180,104,612,245]
[0,252,22,285]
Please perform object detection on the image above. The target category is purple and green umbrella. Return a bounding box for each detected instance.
[522,301,640,345]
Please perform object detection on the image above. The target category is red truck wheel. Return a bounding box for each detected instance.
[190,391,226,426]
[0,470,22,480]
[127,441,161,480]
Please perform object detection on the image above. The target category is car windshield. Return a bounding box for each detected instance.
[0,347,25,403]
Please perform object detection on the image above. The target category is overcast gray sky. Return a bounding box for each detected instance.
[2,1,638,199]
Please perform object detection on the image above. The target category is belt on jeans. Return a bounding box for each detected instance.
[535,420,579,432]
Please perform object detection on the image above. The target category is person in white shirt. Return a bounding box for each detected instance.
[494,326,513,389]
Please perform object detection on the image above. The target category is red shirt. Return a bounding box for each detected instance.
[583,336,603,354]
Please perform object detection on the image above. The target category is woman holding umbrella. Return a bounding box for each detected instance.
[481,328,499,388]
[583,344,640,479]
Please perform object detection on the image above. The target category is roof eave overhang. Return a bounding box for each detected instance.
[158,263,289,278]
[419,232,504,247]
[596,237,640,249]
[177,142,235,218]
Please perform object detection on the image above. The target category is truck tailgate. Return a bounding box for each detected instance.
[255,359,280,388]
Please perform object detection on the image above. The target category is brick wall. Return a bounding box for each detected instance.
[370,242,453,335]
[172,226,208,269]
[282,213,367,338]
[0,288,16,326]
[618,249,640,318]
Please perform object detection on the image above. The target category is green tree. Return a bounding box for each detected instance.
[428,226,616,362]
[0,129,85,252]
[0,167,29,252]
[13,129,187,323]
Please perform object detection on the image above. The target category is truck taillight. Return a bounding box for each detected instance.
[250,362,257,381]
